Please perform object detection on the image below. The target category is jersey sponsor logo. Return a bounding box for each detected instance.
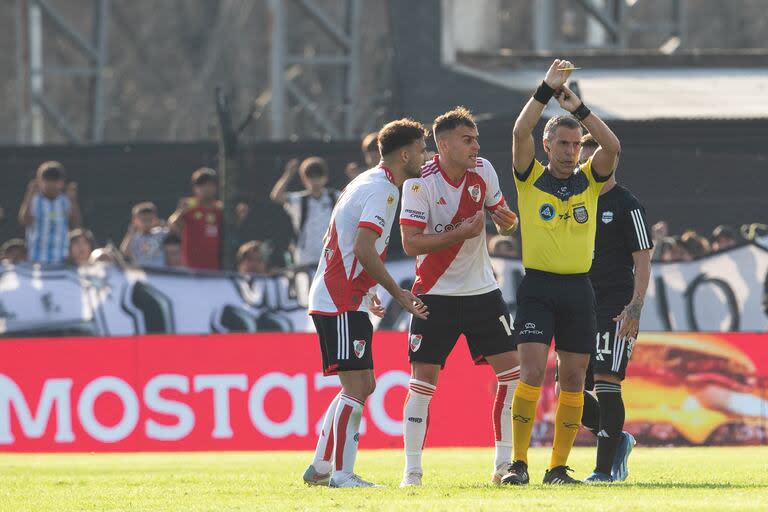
[539,203,555,221]
[375,215,386,227]
[602,211,614,224]
[468,184,481,203]
[573,203,589,224]
[353,339,366,358]
[387,195,395,205]
[437,196,447,205]
[410,183,421,193]
[512,414,531,423]
[409,334,422,352]
[404,208,426,220]
[434,216,472,233]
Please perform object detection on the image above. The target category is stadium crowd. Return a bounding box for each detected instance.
[1,137,766,273]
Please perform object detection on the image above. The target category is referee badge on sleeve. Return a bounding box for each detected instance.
[573,203,589,224]
[602,211,614,224]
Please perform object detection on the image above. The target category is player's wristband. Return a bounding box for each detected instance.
[533,81,555,104]
[571,102,591,121]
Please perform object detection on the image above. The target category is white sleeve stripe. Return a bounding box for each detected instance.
[631,209,650,249]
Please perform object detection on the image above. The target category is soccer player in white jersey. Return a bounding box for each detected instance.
[399,107,521,487]
[303,119,430,488]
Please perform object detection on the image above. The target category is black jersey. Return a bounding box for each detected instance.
[589,184,653,304]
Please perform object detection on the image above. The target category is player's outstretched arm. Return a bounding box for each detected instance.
[401,210,485,257]
[354,227,428,320]
[614,248,652,339]
[513,59,574,174]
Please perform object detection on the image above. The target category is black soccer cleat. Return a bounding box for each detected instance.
[543,465,583,485]
[500,460,530,485]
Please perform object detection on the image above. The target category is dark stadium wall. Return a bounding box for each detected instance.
[1,118,766,251]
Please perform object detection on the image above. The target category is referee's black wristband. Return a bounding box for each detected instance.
[533,81,555,104]
[571,102,591,121]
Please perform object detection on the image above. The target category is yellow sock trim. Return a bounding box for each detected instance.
[558,389,584,407]
[515,381,542,402]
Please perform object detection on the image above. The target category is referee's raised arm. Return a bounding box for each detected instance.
[551,84,621,177]
[512,59,575,175]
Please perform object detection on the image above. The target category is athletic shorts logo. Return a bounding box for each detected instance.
[539,203,555,221]
[409,334,422,352]
[525,322,536,329]
[602,211,614,224]
[353,339,366,358]
[468,184,481,202]
[573,204,589,224]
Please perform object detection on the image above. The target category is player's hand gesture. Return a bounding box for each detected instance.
[491,206,518,235]
[394,289,428,320]
[368,294,386,318]
[554,84,583,113]
[544,59,575,89]
[66,182,79,201]
[614,300,642,340]
[457,210,485,240]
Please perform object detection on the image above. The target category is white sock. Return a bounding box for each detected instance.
[332,394,365,477]
[403,379,435,476]
[493,366,520,469]
[311,392,340,474]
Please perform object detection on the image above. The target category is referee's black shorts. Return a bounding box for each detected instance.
[513,269,596,354]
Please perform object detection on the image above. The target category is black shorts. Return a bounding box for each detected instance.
[513,269,596,354]
[587,303,636,385]
[311,311,374,376]
[408,289,516,367]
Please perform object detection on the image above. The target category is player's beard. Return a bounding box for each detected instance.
[405,161,422,178]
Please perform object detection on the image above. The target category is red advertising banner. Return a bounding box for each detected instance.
[0,332,766,452]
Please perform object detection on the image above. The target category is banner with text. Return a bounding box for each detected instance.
[0,332,766,452]
[0,243,766,336]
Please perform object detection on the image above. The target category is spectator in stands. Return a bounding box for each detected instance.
[162,233,183,268]
[120,202,169,267]
[681,229,711,259]
[362,131,380,167]
[18,161,82,264]
[0,239,27,264]
[657,236,693,262]
[67,228,95,266]
[488,234,521,258]
[169,167,222,270]
[710,224,740,252]
[651,220,669,248]
[345,162,363,181]
[237,240,270,276]
[270,157,340,267]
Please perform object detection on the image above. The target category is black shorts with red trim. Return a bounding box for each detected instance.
[408,289,516,367]
[311,311,374,376]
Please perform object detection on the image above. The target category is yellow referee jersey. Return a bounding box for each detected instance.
[514,157,609,274]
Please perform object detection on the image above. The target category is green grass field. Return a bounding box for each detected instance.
[2,447,767,511]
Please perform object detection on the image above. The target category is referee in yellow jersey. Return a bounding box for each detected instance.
[501,60,621,486]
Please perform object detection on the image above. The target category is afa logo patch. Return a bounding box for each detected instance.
[387,195,395,205]
[573,204,589,224]
[411,183,421,193]
[539,203,555,221]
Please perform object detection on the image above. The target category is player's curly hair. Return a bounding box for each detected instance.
[432,106,476,138]
[377,118,429,157]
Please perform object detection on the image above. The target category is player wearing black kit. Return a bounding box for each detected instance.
[578,134,653,483]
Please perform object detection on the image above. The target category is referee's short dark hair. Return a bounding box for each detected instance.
[433,106,476,138]
[544,115,582,142]
[580,133,599,150]
[377,118,428,157]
